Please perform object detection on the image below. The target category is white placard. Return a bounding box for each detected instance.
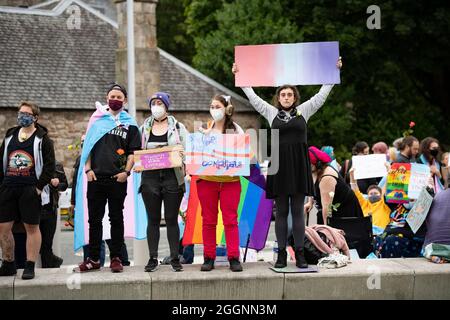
[352,154,387,180]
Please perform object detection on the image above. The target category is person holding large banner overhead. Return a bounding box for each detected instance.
[196,95,244,272]
[232,57,342,268]
[138,92,188,273]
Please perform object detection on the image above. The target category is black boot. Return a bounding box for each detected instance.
[0,260,17,276]
[274,248,287,268]
[295,248,308,268]
[22,261,35,280]
[41,253,63,268]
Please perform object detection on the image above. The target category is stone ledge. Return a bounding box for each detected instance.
[1,259,449,300]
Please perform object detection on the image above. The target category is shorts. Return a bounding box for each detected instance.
[0,184,41,225]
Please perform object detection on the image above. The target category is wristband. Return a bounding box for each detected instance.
[85,169,93,174]
[125,170,131,176]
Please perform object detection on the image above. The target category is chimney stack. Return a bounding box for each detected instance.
[114,0,160,111]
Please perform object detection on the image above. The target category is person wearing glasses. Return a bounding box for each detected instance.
[232,58,342,269]
[0,101,56,280]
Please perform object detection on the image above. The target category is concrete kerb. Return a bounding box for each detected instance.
[284,259,415,300]
[150,262,284,300]
[391,258,450,300]
[4,258,450,300]
[0,274,14,300]
[12,266,151,300]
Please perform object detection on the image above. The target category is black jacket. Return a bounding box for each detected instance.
[0,123,55,190]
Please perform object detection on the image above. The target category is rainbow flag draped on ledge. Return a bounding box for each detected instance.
[182,164,274,251]
[73,103,147,251]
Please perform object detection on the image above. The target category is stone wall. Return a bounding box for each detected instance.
[0,108,260,184]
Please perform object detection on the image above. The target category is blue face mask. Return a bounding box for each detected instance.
[17,112,35,127]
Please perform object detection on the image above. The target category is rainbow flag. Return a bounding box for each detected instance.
[182,165,273,251]
[73,103,147,251]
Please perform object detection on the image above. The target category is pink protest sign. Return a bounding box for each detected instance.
[235,41,341,87]
[186,133,250,176]
[134,145,183,171]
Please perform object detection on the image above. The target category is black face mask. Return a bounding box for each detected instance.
[430,149,439,158]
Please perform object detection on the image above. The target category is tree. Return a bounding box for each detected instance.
[183,0,450,151]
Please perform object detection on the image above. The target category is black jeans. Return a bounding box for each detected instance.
[39,210,57,256]
[87,178,127,261]
[141,169,184,259]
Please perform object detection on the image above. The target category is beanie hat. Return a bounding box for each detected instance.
[309,146,332,165]
[148,92,171,110]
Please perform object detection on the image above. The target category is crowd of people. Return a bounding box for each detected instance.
[1,56,449,281]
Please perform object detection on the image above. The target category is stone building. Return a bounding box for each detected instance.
[0,0,258,181]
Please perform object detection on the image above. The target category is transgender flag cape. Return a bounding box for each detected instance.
[73,103,147,251]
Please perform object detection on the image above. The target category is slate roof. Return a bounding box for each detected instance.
[0,0,253,112]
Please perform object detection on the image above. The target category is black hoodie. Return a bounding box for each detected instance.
[0,123,55,190]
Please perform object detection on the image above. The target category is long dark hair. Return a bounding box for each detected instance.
[272,85,301,109]
[419,137,439,161]
[212,94,236,134]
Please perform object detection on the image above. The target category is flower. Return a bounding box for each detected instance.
[329,191,335,198]
[402,120,415,137]
[116,148,125,156]
[116,148,127,170]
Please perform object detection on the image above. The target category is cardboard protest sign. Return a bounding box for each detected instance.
[406,188,433,234]
[186,133,250,176]
[386,163,430,204]
[234,41,341,87]
[352,154,387,180]
[133,145,184,171]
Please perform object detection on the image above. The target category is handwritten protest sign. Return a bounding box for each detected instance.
[386,163,430,204]
[234,41,341,87]
[406,188,433,234]
[352,154,387,180]
[186,133,250,176]
[133,145,183,171]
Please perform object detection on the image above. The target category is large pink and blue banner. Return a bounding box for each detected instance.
[235,41,341,87]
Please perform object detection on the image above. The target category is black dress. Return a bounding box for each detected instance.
[314,166,364,224]
[266,114,314,199]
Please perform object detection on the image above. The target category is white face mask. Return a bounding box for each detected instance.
[151,105,166,120]
[210,108,225,122]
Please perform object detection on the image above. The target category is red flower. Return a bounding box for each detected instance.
[116,148,125,156]
[409,121,415,128]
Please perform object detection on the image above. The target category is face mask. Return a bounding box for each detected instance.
[151,105,166,120]
[430,149,439,158]
[368,195,381,203]
[17,113,35,127]
[108,99,123,111]
[210,108,225,122]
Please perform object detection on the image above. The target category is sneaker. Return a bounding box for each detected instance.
[295,248,308,268]
[200,258,215,271]
[274,248,287,268]
[74,258,101,273]
[110,257,123,273]
[170,258,183,272]
[22,261,35,280]
[144,258,158,272]
[229,258,243,272]
[0,260,17,276]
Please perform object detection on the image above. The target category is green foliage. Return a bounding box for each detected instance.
[159,0,450,152]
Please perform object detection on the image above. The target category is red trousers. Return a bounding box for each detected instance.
[196,179,241,260]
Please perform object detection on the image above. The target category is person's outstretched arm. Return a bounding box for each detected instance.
[232,63,278,124]
[298,57,342,122]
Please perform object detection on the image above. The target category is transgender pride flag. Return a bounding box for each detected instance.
[235,41,341,87]
[73,103,147,251]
